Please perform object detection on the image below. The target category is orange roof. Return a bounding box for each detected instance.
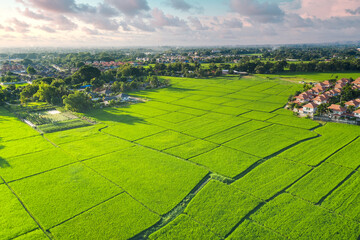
[323,80,331,85]
[328,104,346,112]
[303,102,318,109]
[354,109,360,114]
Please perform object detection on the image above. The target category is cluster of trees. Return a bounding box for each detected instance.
[235,59,360,74]
[0,72,21,83]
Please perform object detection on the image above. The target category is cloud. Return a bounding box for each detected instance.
[346,7,360,15]
[105,0,150,17]
[188,17,209,30]
[19,0,77,13]
[230,0,285,23]
[8,18,30,33]
[53,15,77,31]
[82,27,99,35]
[285,14,314,28]
[168,0,191,11]
[151,8,187,28]
[39,25,56,33]
[222,18,243,28]
[20,8,52,20]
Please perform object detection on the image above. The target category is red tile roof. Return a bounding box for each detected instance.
[303,102,318,109]
[328,104,346,112]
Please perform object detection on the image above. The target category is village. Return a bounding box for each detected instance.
[289,77,360,122]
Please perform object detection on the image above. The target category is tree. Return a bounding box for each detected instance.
[72,65,101,85]
[0,89,4,105]
[26,66,36,75]
[63,91,93,112]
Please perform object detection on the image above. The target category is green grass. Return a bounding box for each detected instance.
[182,117,248,139]
[136,130,196,150]
[44,124,105,145]
[189,146,260,178]
[102,122,166,141]
[233,157,311,200]
[288,162,353,203]
[326,138,360,169]
[84,146,208,215]
[0,136,53,159]
[321,172,360,222]
[12,229,47,240]
[0,185,38,239]
[149,214,220,240]
[225,129,298,158]
[260,124,318,141]
[278,134,357,166]
[205,120,269,144]
[176,107,207,116]
[50,193,160,239]
[257,72,360,82]
[227,219,285,240]
[251,193,360,239]
[243,101,282,112]
[240,111,276,121]
[0,148,77,182]
[266,115,320,129]
[184,180,262,237]
[163,139,218,159]
[59,134,134,160]
[9,163,121,229]
[155,111,195,123]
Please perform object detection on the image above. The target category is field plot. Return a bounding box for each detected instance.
[243,101,281,112]
[155,111,195,123]
[44,124,105,145]
[182,117,248,139]
[84,146,208,214]
[240,111,276,121]
[9,163,121,229]
[184,180,262,237]
[50,193,160,240]
[163,139,218,159]
[288,162,352,203]
[260,124,318,141]
[205,120,270,144]
[0,148,77,182]
[227,219,285,240]
[225,129,298,158]
[189,146,260,178]
[136,130,196,150]
[321,172,360,221]
[101,122,165,141]
[149,214,220,240]
[233,157,311,200]
[326,138,360,169]
[278,131,357,166]
[267,114,320,129]
[59,134,134,160]
[251,193,360,239]
[13,229,48,240]
[0,136,53,159]
[0,185,38,239]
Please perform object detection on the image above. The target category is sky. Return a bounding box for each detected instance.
[0,0,359,47]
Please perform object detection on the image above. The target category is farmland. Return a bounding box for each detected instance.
[2,75,360,239]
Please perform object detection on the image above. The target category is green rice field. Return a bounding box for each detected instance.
[1,75,360,239]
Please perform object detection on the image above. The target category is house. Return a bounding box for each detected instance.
[328,104,347,115]
[295,93,311,103]
[353,77,360,86]
[334,82,346,90]
[337,78,351,84]
[313,94,329,105]
[312,86,326,95]
[322,80,332,87]
[302,102,318,115]
[345,99,360,108]
[354,109,360,118]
